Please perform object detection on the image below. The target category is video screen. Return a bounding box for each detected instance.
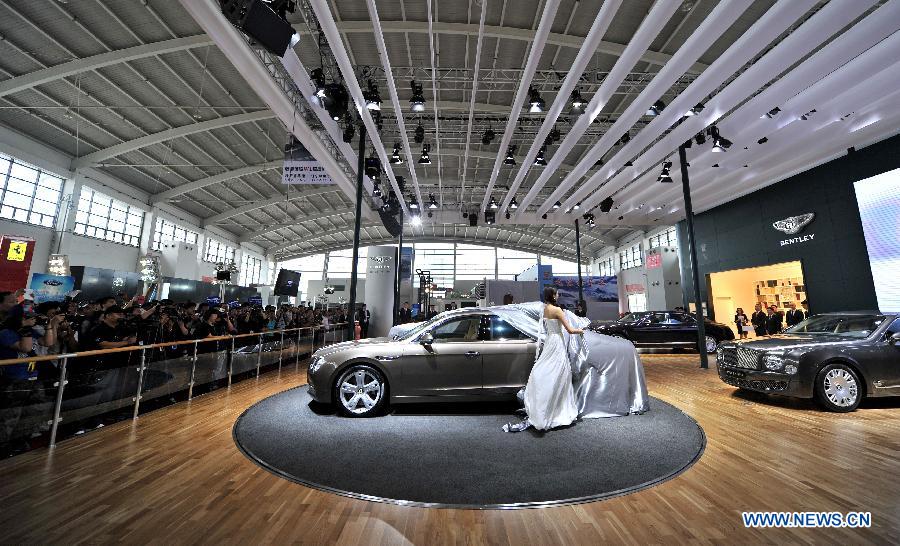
[274,269,302,297]
[854,167,900,312]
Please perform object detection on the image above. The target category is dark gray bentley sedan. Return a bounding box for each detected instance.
[307,308,536,417]
[716,312,900,412]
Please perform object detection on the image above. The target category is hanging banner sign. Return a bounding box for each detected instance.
[282,137,334,185]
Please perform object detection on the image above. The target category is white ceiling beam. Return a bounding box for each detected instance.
[571,0,886,217]
[499,0,622,214]
[176,0,375,222]
[513,0,682,216]
[239,208,352,241]
[365,0,424,207]
[479,0,560,213]
[149,161,282,203]
[70,111,274,169]
[311,1,410,216]
[426,0,444,207]
[203,185,343,225]
[457,0,487,211]
[533,0,754,217]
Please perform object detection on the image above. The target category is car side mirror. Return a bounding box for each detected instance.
[890,332,900,344]
[419,332,434,346]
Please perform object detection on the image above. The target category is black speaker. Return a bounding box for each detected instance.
[220,0,295,57]
[379,209,402,237]
[600,196,614,213]
[469,214,478,227]
[216,270,231,282]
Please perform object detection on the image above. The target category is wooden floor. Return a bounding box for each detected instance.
[2,355,899,545]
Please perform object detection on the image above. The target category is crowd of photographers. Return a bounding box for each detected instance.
[0,289,351,380]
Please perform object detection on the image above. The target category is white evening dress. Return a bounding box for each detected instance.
[523,318,579,430]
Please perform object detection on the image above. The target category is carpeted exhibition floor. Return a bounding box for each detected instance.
[233,387,705,508]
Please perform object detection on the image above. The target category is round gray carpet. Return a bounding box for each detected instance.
[233,387,705,509]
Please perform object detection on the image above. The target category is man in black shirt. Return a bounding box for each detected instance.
[87,306,137,369]
[398,302,412,324]
[751,303,768,337]
[785,302,805,327]
[765,305,783,336]
[360,304,370,338]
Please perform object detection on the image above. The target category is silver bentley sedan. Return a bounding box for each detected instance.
[306,308,536,417]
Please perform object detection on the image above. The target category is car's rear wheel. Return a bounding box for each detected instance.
[814,363,862,412]
[334,364,387,417]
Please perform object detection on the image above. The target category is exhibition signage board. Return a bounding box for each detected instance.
[0,235,34,292]
[28,274,75,304]
[552,275,619,306]
[282,139,333,185]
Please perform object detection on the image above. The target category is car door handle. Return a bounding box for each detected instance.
[464,351,480,358]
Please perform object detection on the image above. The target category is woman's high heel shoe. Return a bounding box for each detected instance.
[502,419,531,433]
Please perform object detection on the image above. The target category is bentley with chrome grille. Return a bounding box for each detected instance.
[716,312,900,412]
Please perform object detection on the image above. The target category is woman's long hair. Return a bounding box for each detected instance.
[543,286,558,305]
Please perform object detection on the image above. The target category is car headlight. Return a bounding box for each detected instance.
[763,353,784,371]
[309,356,326,374]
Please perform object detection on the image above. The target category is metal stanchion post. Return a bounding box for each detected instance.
[188,341,198,400]
[256,333,262,377]
[132,349,147,420]
[227,336,235,387]
[295,329,302,367]
[278,330,284,370]
[49,356,69,448]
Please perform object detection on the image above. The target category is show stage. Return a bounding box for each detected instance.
[233,387,705,508]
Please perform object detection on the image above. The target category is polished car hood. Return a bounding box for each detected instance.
[315,337,397,357]
[729,334,856,351]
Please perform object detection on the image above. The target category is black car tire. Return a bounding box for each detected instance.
[814,362,862,413]
[333,364,388,417]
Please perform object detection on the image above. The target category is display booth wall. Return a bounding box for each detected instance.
[677,135,899,317]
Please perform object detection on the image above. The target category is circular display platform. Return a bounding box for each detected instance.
[233,387,705,509]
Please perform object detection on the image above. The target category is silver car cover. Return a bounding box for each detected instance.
[489,302,650,418]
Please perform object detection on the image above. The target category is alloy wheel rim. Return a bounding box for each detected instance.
[339,369,383,414]
[823,368,858,407]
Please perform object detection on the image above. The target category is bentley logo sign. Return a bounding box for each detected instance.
[773,213,815,235]
[369,256,392,263]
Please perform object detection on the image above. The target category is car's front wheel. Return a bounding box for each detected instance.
[814,363,862,412]
[334,364,387,417]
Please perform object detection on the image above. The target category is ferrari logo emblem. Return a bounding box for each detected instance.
[7,241,28,261]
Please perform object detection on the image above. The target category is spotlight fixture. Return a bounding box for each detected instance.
[309,68,327,106]
[534,146,548,166]
[364,155,381,177]
[624,160,634,167]
[685,103,705,116]
[428,194,439,209]
[322,83,349,120]
[657,161,673,183]
[363,80,381,111]
[542,213,548,220]
[410,214,422,227]
[694,132,706,145]
[599,196,614,213]
[489,196,499,210]
[800,109,817,121]
[757,137,768,144]
[504,145,517,166]
[390,143,403,164]
[547,126,561,144]
[552,201,561,210]
[527,86,545,113]
[708,126,732,152]
[481,128,495,145]
[509,197,518,210]
[711,163,720,168]
[409,197,419,210]
[372,182,382,197]
[414,122,425,144]
[418,144,432,164]
[505,212,511,220]
[619,132,631,145]
[761,107,781,119]
[594,159,604,167]
[646,99,666,116]
[570,89,587,115]
[409,80,426,112]
[484,210,496,225]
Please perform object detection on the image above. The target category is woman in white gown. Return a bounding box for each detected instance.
[504,286,584,432]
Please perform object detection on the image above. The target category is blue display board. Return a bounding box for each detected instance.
[28,274,75,303]
[551,275,619,307]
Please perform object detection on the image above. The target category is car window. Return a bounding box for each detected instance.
[886,318,900,336]
[617,313,645,323]
[670,312,695,323]
[662,313,684,325]
[489,317,530,340]
[785,314,886,338]
[430,317,481,342]
[645,313,667,324]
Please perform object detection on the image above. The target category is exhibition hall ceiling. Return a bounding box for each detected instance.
[0,0,897,261]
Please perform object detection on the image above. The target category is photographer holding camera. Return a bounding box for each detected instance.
[86,306,138,370]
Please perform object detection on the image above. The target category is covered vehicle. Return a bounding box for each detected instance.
[308,302,649,418]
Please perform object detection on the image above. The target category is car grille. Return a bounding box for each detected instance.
[719,347,761,370]
[721,375,788,392]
